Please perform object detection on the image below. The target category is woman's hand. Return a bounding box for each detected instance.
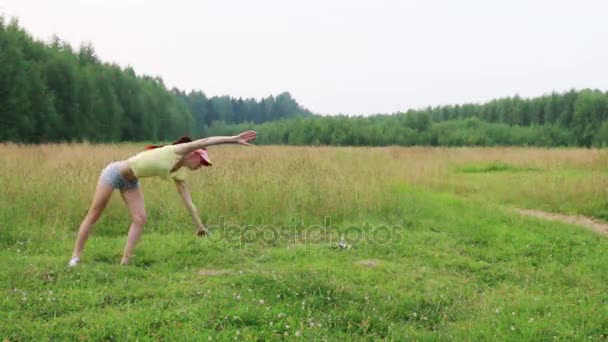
[235,130,257,146]
[196,223,209,237]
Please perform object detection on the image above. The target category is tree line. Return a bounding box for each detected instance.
[0,17,310,143]
[206,89,608,147]
[2,16,608,147]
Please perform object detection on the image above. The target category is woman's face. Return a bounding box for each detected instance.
[184,152,204,170]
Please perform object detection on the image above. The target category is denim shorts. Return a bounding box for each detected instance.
[100,162,139,190]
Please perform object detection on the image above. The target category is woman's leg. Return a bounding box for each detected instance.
[71,179,114,260]
[120,186,147,265]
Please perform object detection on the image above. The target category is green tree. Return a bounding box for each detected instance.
[573,90,608,146]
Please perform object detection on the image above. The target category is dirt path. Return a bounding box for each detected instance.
[517,208,608,235]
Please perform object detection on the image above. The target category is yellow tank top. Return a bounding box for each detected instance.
[126,145,189,181]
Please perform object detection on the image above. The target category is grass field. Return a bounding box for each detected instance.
[2,144,608,340]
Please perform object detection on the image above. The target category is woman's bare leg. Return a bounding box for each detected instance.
[71,179,114,260]
[119,186,147,265]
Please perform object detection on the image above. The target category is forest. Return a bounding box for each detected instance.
[2,16,608,147]
[0,17,311,143]
[208,89,608,147]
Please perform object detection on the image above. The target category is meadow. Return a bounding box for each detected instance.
[1,144,608,340]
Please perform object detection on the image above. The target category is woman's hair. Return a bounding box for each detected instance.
[145,136,193,150]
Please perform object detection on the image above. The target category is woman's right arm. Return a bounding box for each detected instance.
[173,130,257,155]
[174,179,207,236]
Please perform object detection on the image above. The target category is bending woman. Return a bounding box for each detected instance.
[68,130,257,266]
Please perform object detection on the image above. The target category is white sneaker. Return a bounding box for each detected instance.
[68,257,80,267]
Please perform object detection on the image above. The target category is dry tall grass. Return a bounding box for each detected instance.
[1,144,607,244]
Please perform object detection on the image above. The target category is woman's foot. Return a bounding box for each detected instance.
[67,257,80,267]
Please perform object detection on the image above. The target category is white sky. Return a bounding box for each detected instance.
[1,0,607,115]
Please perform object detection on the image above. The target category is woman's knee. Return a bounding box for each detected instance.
[132,212,147,226]
[86,208,103,224]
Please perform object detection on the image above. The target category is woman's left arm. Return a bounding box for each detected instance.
[173,130,257,155]
[174,180,208,236]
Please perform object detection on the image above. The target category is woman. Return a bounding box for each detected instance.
[68,130,257,266]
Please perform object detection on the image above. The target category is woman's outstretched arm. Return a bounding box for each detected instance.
[174,180,207,236]
[174,130,257,155]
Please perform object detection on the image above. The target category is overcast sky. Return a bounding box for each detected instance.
[1,0,607,115]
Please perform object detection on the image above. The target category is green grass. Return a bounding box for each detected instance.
[2,145,608,340]
[444,167,608,220]
[456,162,541,173]
[2,189,608,340]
